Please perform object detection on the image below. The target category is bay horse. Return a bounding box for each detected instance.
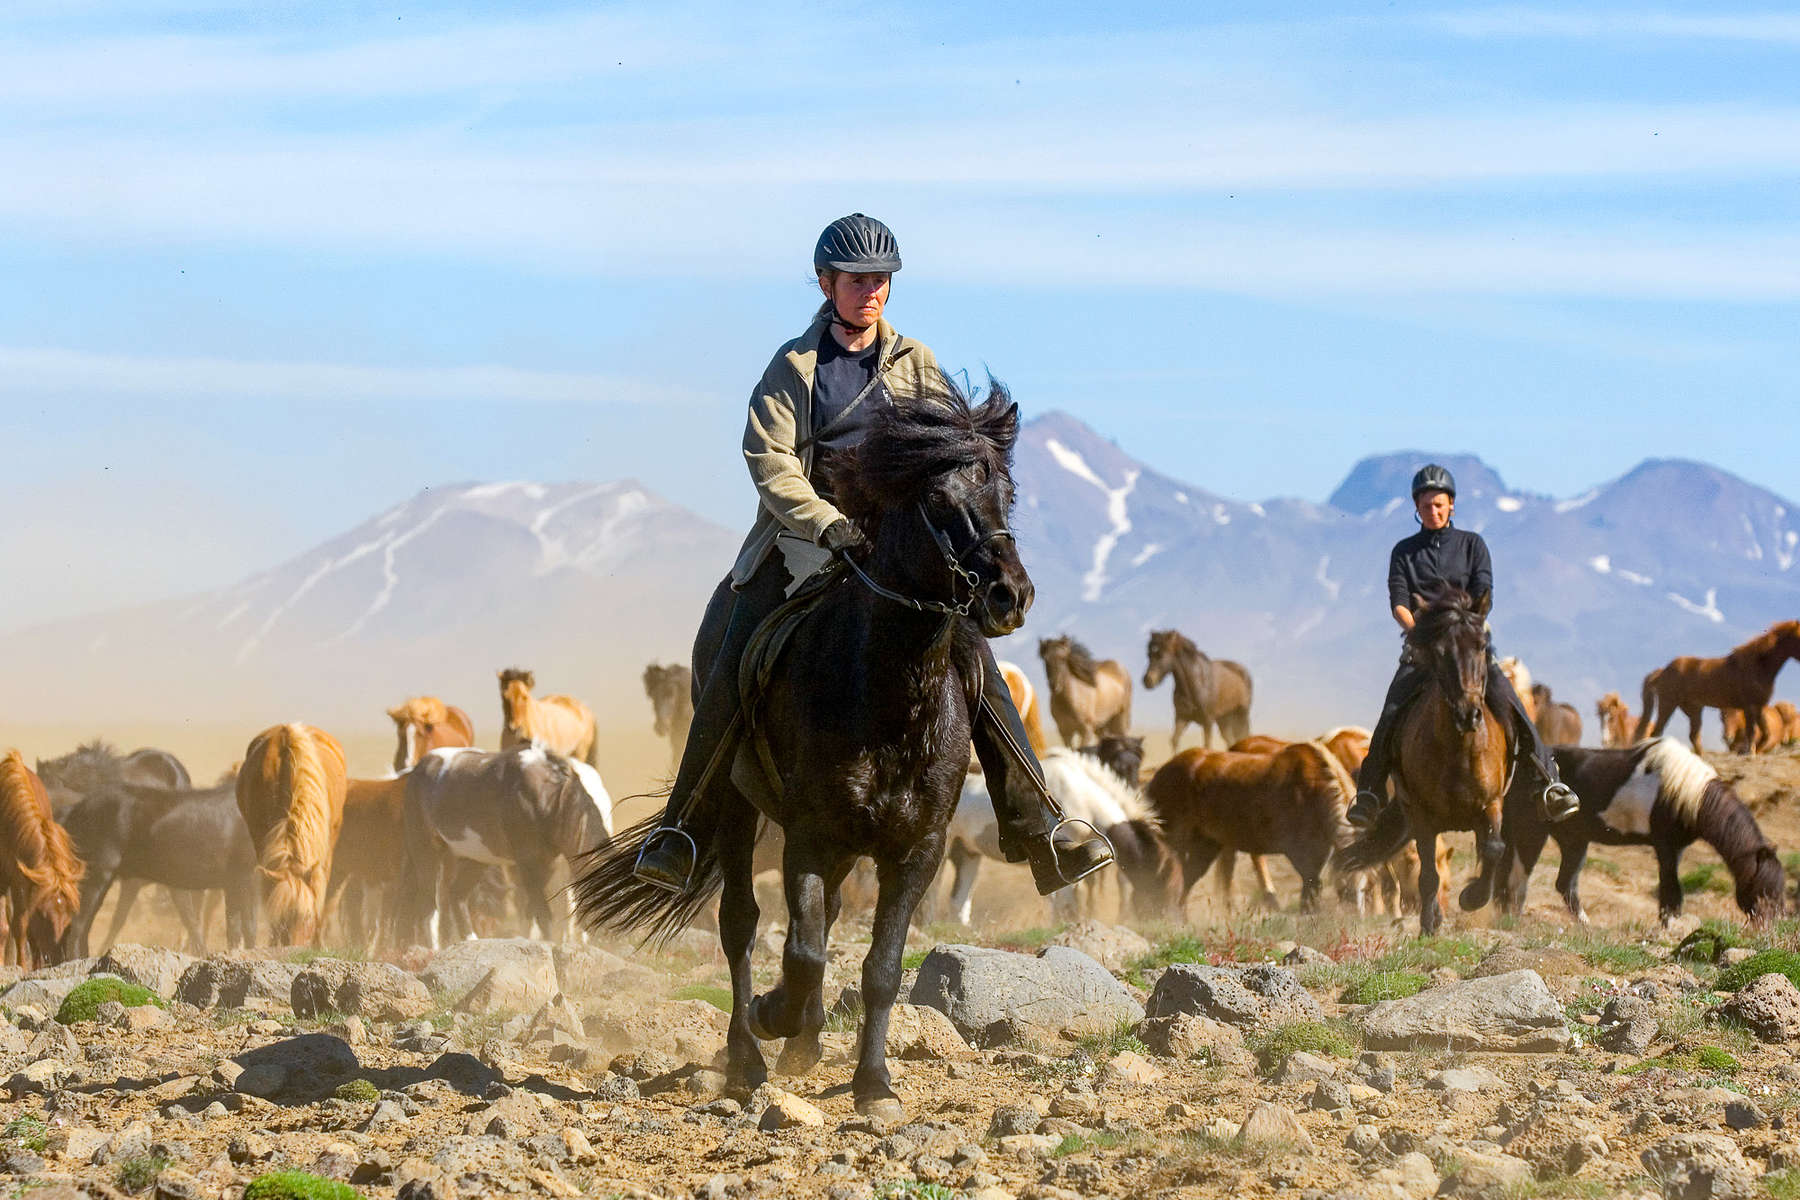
[1500,739,1784,924]
[1723,705,1785,755]
[1142,630,1254,752]
[1635,620,1800,754]
[401,744,612,947]
[1038,636,1130,748]
[1339,588,1511,934]
[997,659,1050,753]
[499,669,599,765]
[323,776,407,949]
[642,663,695,772]
[576,383,1033,1123]
[236,723,347,946]
[1530,683,1583,746]
[1143,740,1357,913]
[1597,692,1635,749]
[388,697,475,774]
[0,753,82,967]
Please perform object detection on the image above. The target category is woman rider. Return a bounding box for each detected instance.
[633,214,1115,895]
[1345,464,1579,829]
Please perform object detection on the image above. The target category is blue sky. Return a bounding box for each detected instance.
[2,0,1797,629]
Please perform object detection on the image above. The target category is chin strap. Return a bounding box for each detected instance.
[829,313,872,334]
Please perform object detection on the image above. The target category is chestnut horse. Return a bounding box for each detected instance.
[388,697,475,774]
[1596,692,1635,749]
[1340,588,1511,934]
[1635,620,1800,754]
[236,723,347,945]
[1782,700,1800,746]
[1143,629,1253,752]
[1530,683,1583,746]
[498,668,599,765]
[324,776,406,948]
[642,663,694,772]
[1499,657,1535,723]
[1038,636,1131,748]
[0,752,82,967]
[1723,704,1785,755]
[997,659,1050,753]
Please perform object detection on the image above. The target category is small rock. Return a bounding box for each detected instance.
[591,1072,640,1103]
[1715,973,1800,1042]
[233,1063,289,1098]
[1371,1150,1440,1199]
[1443,1148,1534,1194]
[1724,1099,1767,1130]
[990,1104,1045,1137]
[1277,1050,1338,1084]
[1361,970,1570,1052]
[1597,995,1659,1055]
[5,1058,72,1096]
[560,1128,596,1165]
[363,1099,409,1131]
[1236,1101,1315,1153]
[757,1087,826,1131]
[1347,1124,1382,1155]
[1641,1133,1757,1200]
[1310,1081,1354,1112]
[1096,1049,1162,1087]
[1427,1066,1504,1093]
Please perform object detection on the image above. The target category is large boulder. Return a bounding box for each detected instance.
[291,960,432,1022]
[420,940,559,1014]
[176,957,305,1010]
[1715,973,1800,1043]
[1145,963,1321,1029]
[1361,970,1570,1052]
[1641,1133,1757,1200]
[0,975,88,1013]
[908,944,1142,1042]
[92,946,197,999]
[230,1033,359,1100]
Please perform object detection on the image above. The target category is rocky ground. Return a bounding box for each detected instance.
[6,748,1800,1200]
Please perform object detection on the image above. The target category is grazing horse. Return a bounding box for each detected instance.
[388,697,475,774]
[1596,692,1635,749]
[1144,741,1357,913]
[401,745,613,947]
[1723,705,1785,755]
[1078,734,1145,784]
[236,723,347,946]
[1781,700,1800,746]
[37,741,192,799]
[0,753,82,967]
[1635,620,1800,754]
[60,778,257,955]
[1038,636,1131,748]
[1142,630,1254,752]
[997,660,1049,754]
[1501,739,1784,924]
[498,669,599,765]
[642,664,695,772]
[577,383,1032,1123]
[1339,588,1511,934]
[1530,683,1583,747]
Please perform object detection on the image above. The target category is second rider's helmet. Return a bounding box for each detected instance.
[1411,464,1457,500]
[814,214,902,275]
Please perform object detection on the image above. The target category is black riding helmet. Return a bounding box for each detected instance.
[1411,464,1456,500]
[814,213,902,275]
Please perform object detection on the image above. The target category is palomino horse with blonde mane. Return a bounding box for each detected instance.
[0,752,82,967]
[1596,692,1635,749]
[498,668,599,765]
[997,660,1049,753]
[388,697,475,774]
[236,723,347,945]
[1340,588,1512,934]
[1038,636,1130,748]
[1636,620,1800,754]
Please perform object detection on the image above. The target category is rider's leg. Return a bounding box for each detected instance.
[969,640,1115,895]
[1486,658,1579,822]
[634,558,792,890]
[1348,662,1426,827]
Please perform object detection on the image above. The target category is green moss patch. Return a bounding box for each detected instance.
[1249,1020,1357,1075]
[332,1079,378,1103]
[243,1172,366,1200]
[1622,1045,1741,1076]
[1717,949,1800,993]
[57,978,164,1024]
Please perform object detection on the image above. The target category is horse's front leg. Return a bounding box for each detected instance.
[1654,843,1685,926]
[1458,802,1506,912]
[1251,854,1278,910]
[1414,827,1444,934]
[854,840,940,1124]
[716,799,767,1096]
[774,853,854,1078]
[1555,838,1591,923]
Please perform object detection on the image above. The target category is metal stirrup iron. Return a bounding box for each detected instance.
[634,827,699,894]
[1049,817,1113,885]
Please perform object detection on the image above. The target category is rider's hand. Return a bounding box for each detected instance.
[820,518,871,564]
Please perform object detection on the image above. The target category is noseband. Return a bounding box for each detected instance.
[843,501,1015,619]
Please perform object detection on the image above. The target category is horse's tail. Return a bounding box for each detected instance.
[573,791,722,945]
[249,724,338,942]
[1634,668,1662,740]
[1335,793,1411,873]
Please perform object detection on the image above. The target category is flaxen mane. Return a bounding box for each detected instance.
[237,723,346,944]
[0,751,82,904]
[1637,737,1721,827]
[389,696,449,727]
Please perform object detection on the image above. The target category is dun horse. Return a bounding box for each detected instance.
[499,669,600,765]
[1596,692,1635,749]
[578,384,1033,1122]
[236,723,348,945]
[642,664,695,772]
[1501,739,1784,924]
[1530,683,1583,746]
[1635,619,1800,754]
[1038,636,1131,748]
[1340,588,1511,933]
[1142,629,1253,751]
[0,752,82,967]
[388,697,475,774]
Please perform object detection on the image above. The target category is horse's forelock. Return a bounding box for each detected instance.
[831,375,1016,516]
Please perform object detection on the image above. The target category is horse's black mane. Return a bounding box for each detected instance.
[1406,585,1485,647]
[830,373,1018,520]
[1064,638,1101,685]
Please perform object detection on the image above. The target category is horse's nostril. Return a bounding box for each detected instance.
[987,583,1016,614]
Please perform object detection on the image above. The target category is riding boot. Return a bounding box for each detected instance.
[634,560,791,892]
[1349,661,1426,829]
[1486,658,1579,823]
[969,642,1115,895]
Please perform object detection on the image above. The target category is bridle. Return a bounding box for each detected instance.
[843,500,1014,619]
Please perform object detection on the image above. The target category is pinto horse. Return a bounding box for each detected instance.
[1038,636,1131,748]
[1597,692,1635,749]
[1143,630,1254,752]
[499,669,599,765]
[578,382,1035,1123]
[0,752,82,967]
[1340,588,1511,934]
[388,697,475,774]
[642,663,694,772]
[236,723,347,946]
[1636,620,1800,754]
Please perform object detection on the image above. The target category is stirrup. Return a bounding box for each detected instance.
[1538,781,1579,824]
[633,826,699,894]
[1347,790,1384,829]
[1049,817,1115,886]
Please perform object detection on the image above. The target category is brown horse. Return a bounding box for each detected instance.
[1722,704,1784,755]
[324,776,407,948]
[236,723,348,945]
[1144,741,1357,913]
[997,660,1050,753]
[1635,620,1800,754]
[1142,629,1253,751]
[1781,701,1800,746]
[1340,588,1510,934]
[1530,683,1583,746]
[1038,636,1131,747]
[388,697,475,774]
[0,752,82,967]
[1596,692,1635,749]
[498,668,599,765]
[642,663,694,771]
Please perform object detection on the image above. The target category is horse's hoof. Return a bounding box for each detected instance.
[776,1037,822,1077]
[1458,881,1492,912]
[747,996,778,1042]
[855,1094,905,1124]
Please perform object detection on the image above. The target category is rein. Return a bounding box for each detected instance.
[843,501,1013,619]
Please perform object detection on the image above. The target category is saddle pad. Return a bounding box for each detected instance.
[733,563,846,807]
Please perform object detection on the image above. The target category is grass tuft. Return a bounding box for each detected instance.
[1766,1167,1800,1200]
[1717,949,1800,992]
[1339,970,1430,1005]
[1076,1017,1149,1059]
[1621,1044,1740,1076]
[671,983,732,1013]
[57,978,164,1024]
[333,1079,378,1103]
[872,1182,961,1200]
[115,1153,170,1194]
[1679,862,1732,896]
[1248,1020,1357,1075]
[2,1115,46,1153]
[243,1171,366,1200]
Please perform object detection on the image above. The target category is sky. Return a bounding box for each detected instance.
[2,0,1798,631]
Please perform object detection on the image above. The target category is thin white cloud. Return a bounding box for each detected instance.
[1430,9,1800,43]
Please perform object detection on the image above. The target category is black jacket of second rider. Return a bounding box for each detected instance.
[1387,524,1493,612]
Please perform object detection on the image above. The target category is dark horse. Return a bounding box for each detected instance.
[1500,739,1784,925]
[1340,588,1512,934]
[1142,630,1254,752]
[577,383,1031,1123]
[642,663,695,773]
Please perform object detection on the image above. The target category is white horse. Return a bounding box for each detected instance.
[941,748,1173,925]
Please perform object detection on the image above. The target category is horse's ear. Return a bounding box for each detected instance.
[386,706,404,722]
[1473,591,1492,617]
